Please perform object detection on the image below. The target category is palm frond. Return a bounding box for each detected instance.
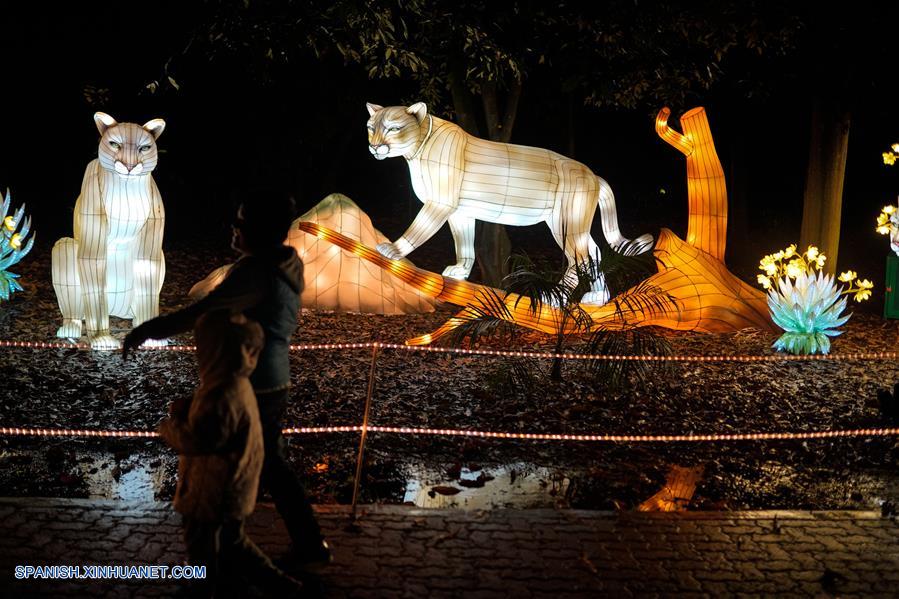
[445,287,517,348]
[606,280,679,325]
[584,326,673,390]
[503,253,568,316]
[596,237,660,298]
[459,233,672,384]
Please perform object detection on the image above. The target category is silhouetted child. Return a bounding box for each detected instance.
[158,310,303,598]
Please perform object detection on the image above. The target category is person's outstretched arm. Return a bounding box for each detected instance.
[123,261,267,358]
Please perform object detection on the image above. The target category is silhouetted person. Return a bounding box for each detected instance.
[124,190,330,568]
[158,310,303,597]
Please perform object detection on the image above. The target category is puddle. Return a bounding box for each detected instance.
[4,442,899,511]
[403,462,572,509]
[0,446,174,502]
[76,454,171,501]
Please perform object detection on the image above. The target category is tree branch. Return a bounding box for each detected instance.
[655,107,693,156]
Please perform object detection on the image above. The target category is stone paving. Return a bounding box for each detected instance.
[1,498,899,598]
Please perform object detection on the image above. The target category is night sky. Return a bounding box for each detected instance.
[2,3,898,307]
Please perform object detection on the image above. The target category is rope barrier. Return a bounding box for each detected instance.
[0,426,361,438]
[2,339,899,362]
[3,426,899,443]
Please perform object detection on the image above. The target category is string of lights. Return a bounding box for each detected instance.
[3,426,898,443]
[0,426,361,438]
[2,339,899,362]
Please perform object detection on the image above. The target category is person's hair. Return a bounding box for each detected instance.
[238,188,297,250]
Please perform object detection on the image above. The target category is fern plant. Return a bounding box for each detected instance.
[758,244,871,355]
[0,190,34,301]
[449,237,675,386]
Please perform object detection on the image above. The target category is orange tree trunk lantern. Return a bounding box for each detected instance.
[655,107,728,261]
[298,106,775,344]
[646,106,774,334]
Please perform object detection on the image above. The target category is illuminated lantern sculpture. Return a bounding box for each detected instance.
[189,194,435,314]
[51,112,167,349]
[366,102,653,305]
[289,194,435,313]
[875,202,899,319]
[879,144,899,254]
[300,106,777,344]
[0,190,35,301]
[757,244,872,354]
[875,203,899,257]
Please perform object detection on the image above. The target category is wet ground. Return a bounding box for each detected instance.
[3,430,899,513]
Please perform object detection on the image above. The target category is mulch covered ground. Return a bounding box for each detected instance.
[1,233,899,511]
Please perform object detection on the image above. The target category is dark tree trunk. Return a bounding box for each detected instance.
[448,58,480,134]
[474,222,511,287]
[472,81,522,287]
[482,81,521,142]
[447,53,527,288]
[448,61,510,287]
[799,96,851,274]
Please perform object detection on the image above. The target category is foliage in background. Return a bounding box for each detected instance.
[171,0,800,113]
[0,190,34,301]
[757,244,872,355]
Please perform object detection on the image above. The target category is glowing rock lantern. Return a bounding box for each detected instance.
[190,194,435,314]
[0,190,35,301]
[51,112,167,350]
[299,106,777,344]
[366,101,653,305]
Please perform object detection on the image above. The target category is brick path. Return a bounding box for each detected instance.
[1,498,899,598]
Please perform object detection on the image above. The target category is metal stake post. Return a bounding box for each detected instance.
[350,342,380,520]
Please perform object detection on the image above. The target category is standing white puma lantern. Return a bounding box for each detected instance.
[52,112,166,349]
[367,101,652,305]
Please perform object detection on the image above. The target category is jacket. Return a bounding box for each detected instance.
[158,320,265,521]
[148,246,303,393]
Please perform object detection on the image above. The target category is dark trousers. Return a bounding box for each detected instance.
[182,517,280,597]
[256,388,323,549]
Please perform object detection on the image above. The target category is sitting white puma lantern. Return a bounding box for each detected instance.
[52,112,166,349]
[367,101,652,304]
